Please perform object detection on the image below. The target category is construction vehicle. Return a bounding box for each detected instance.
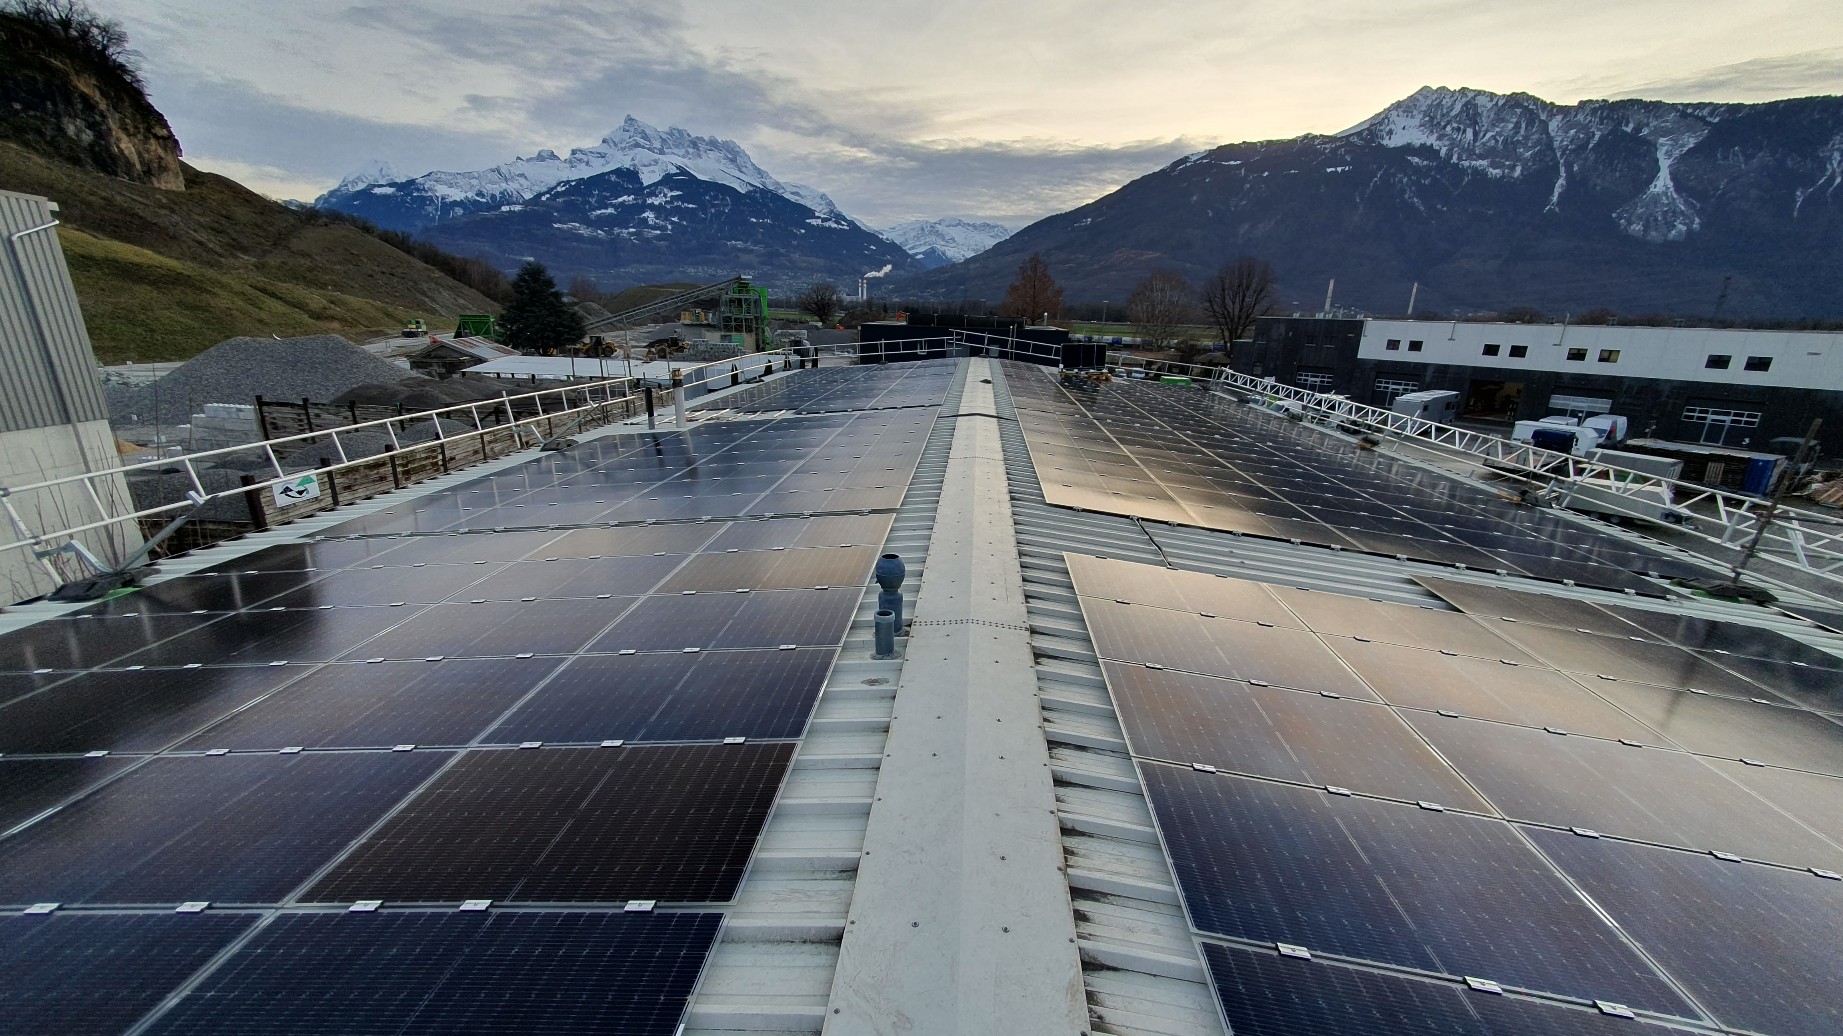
[454,314,497,339]
[400,318,427,338]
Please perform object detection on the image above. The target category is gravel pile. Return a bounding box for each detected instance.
[108,335,420,428]
[275,418,479,470]
[124,468,255,522]
[334,377,515,410]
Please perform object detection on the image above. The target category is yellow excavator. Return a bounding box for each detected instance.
[400,318,428,338]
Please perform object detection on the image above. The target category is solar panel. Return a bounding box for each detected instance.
[0,911,256,1036]
[1604,606,1843,670]
[76,569,323,616]
[0,664,312,754]
[1705,759,1843,847]
[1688,652,1843,714]
[1006,363,1682,592]
[656,545,876,593]
[1202,941,1642,1036]
[304,742,793,904]
[1267,586,1537,661]
[703,513,894,551]
[1140,763,1693,1014]
[176,657,567,751]
[358,598,622,659]
[144,910,719,1036]
[486,647,834,744]
[117,607,412,668]
[1402,712,1843,870]
[1588,680,1843,776]
[536,524,722,559]
[1329,639,1659,741]
[0,751,448,906]
[0,756,132,832]
[1099,662,1489,808]
[0,613,217,671]
[1063,554,1301,627]
[469,554,684,602]
[1080,599,1375,698]
[586,589,861,652]
[1530,828,1843,1036]
[1414,578,1650,637]
[263,564,508,607]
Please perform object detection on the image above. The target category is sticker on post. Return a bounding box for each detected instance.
[271,473,322,507]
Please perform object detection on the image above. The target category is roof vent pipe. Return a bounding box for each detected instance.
[875,553,907,633]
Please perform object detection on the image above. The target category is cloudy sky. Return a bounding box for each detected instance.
[118,0,1843,229]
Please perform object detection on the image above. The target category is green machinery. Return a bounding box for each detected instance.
[454,314,497,339]
[717,278,769,350]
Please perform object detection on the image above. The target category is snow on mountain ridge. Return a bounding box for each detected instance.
[318,116,849,221]
[881,218,1013,265]
[1339,86,1743,240]
[333,159,400,193]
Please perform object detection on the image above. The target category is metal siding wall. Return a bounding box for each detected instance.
[0,190,110,433]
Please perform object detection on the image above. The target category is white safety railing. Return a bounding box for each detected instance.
[1183,360,1843,590]
[0,349,806,585]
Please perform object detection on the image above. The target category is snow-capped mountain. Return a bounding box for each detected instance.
[416,166,915,295]
[316,116,851,232]
[903,87,1843,318]
[880,218,1012,268]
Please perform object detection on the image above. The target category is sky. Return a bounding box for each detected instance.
[116,0,1843,229]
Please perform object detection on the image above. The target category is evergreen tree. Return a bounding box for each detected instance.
[498,261,586,352]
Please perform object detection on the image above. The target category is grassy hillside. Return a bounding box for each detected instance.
[58,227,416,362]
[0,141,499,362]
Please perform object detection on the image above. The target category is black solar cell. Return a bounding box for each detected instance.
[0,911,256,1036]
[1530,828,1843,1036]
[1402,712,1843,870]
[177,657,566,751]
[586,588,860,652]
[0,751,448,905]
[1141,764,1694,1014]
[1203,941,1646,1036]
[1100,662,1489,808]
[486,647,834,743]
[144,910,719,1036]
[0,663,312,754]
[0,756,133,832]
[304,742,792,904]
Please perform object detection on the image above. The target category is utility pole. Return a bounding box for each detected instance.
[1406,282,1418,317]
[1711,275,1732,323]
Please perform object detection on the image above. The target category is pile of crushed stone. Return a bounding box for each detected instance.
[107,335,420,428]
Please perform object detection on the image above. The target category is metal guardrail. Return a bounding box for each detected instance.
[0,349,806,588]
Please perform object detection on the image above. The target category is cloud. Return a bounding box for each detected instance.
[1599,49,1843,102]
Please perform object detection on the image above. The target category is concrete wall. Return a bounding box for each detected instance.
[1,420,140,604]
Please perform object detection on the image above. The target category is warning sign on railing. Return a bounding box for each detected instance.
[271,474,322,507]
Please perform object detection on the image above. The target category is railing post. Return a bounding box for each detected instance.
[317,457,340,509]
[239,473,270,531]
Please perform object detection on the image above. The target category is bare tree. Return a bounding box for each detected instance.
[1127,270,1194,353]
[798,282,845,326]
[567,275,603,306]
[1200,257,1276,354]
[998,253,1063,323]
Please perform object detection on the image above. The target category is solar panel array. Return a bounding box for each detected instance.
[698,357,959,415]
[1067,553,1843,1036]
[0,371,951,1034]
[1006,362,1704,593]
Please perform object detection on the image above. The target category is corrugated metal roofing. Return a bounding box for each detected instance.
[0,190,110,433]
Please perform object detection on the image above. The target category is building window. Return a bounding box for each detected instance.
[1706,354,1731,369]
[1408,340,1424,352]
[1482,343,1501,356]
[1566,347,1587,361]
[1372,378,1420,406]
[1550,394,1612,417]
[1386,339,1401,350]
[1509,345,1528,358]
[1744,356,1773,372]
[1682,406,1762,446]
[1598,349,1620,363]
[1295,372,1336,391]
